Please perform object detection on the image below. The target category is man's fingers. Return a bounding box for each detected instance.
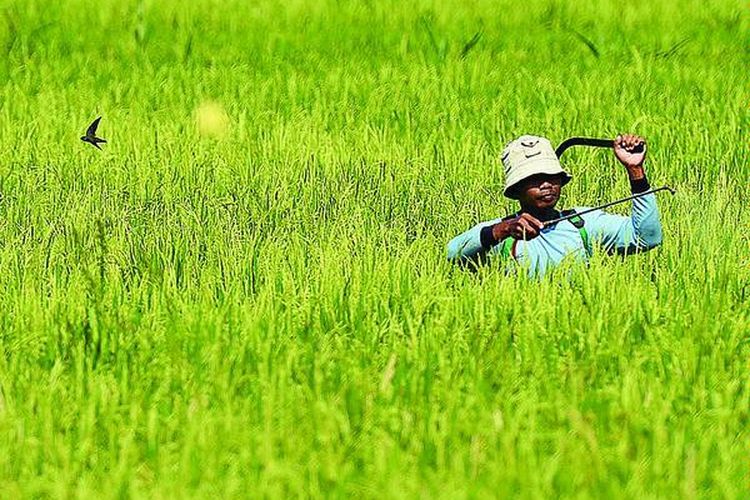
[516,219,539,239]
[616,133,647,152]
[520,213,544,231]
[516,221,529,240]
[508,215,544,240]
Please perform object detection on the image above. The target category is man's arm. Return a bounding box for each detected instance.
[446,213,545,262]
[586,180,663,253]
[586,134,663,253]
[446,218,504,262]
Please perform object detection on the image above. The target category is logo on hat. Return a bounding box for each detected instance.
[521,138,541,158]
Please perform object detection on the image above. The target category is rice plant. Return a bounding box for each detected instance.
[0,0,747,497]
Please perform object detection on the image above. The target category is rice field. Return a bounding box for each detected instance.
[0,0,747,497]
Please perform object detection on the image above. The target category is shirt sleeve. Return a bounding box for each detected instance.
[446,217,505,262]
[584,178,663,254]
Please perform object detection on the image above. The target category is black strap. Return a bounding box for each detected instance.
[559,209,592,257]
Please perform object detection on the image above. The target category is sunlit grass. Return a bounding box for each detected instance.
[0,0,747,497]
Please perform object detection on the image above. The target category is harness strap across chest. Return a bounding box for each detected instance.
[499,209,592,259]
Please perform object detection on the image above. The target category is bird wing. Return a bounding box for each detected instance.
[86,116,102,136]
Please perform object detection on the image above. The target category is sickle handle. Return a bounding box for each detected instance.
[555,136,646,157]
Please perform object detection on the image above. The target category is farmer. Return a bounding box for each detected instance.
[446,134,662,276]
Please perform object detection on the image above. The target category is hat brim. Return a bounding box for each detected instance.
[504,170,572,199]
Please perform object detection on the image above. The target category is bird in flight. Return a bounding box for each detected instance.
[81,116,107,150]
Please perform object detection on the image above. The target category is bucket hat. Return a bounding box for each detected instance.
[502,135,572,199]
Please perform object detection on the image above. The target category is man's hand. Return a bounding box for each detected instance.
[614,134,647,180]
[492,213,544,242]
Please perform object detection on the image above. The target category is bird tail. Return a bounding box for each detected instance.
[94,137,107,144]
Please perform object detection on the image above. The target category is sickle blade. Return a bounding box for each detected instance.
[555,137,614,157]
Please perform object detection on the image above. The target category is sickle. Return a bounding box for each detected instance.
[555,137,644,157]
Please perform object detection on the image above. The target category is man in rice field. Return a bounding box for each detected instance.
[446,134,662,276]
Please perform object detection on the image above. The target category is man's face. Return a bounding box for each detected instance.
[516,173,563,209]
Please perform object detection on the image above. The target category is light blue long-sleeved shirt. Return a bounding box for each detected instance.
[447,191,662,277]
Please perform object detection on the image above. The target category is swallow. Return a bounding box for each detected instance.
[81,116,107,150]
